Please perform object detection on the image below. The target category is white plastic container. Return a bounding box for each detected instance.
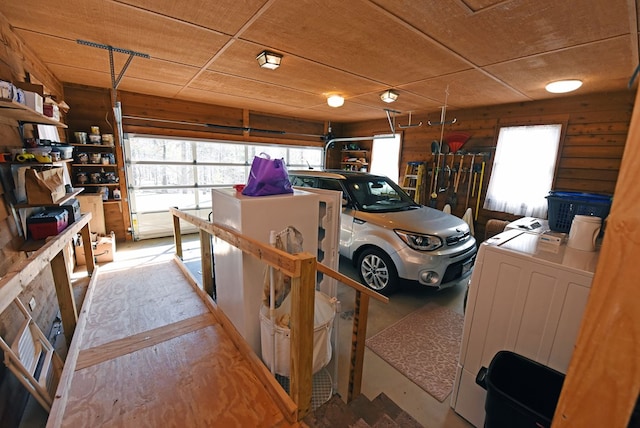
[567,215,601,252]
[57,146,74,160]
[260,290,335,377]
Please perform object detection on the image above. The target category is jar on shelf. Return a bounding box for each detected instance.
[90,172,102,184]
[77,152,89,164]
[89,152,101,164]
[76,172,88,184]
[102,134,114,146]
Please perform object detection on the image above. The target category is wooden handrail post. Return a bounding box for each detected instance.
[172,209,183,260]
[348,289,370,402]
[79,221,95,276]
[289,254,316,419]
[199,230,214,296]
[50,249,78,345]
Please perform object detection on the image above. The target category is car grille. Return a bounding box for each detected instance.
[446,231,471,246]
[442,252,477,284]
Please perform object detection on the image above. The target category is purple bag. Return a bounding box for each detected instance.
[242,153,293,196]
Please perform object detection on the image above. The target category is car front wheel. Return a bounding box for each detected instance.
[357,248,398,295]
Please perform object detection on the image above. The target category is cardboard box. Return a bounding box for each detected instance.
[75,232,116,265]
[25,167,65,204]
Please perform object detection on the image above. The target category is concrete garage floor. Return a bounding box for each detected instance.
[20,235,473,428]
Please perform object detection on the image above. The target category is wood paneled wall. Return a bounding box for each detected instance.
[118,91,328,147]
[339,90,634,238]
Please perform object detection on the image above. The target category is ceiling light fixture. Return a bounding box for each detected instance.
[256,50,282,70]
[380,89,399,103]
[327,95,344,108]
[545,79,583,94]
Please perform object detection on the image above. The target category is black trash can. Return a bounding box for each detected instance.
[476,351,565,428]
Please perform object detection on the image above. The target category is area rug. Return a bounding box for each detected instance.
[365,303,464,402]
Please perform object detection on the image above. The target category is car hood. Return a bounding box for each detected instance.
[354,206,471,237]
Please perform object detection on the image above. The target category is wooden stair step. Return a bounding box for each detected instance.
[348,394,388,426]
[302,394,361,427]
[303,393,423,428]
[371,393,423,428]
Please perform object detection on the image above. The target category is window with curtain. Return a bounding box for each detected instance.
[483,124,562,218]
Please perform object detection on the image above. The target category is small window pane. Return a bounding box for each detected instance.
[130,138,193,162]
[196,142,246,163]
[131,164,194,187]
[197,165,247,186]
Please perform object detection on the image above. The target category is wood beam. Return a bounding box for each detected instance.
[50,250,78,345]
[288,255,316,418]
[199,230,214,296]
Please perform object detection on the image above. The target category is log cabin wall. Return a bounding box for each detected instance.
[339,90,635,239]
[0,14,67,425]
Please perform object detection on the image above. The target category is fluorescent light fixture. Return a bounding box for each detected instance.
[256,50,282,69]
[545,80,583,93]
[327,95,344,107]
[380,89,399,103]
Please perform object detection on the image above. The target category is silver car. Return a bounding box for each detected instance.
[289,170,477,295]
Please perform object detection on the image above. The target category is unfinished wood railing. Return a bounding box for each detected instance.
[169,207,388,420]
[0,213,94,345]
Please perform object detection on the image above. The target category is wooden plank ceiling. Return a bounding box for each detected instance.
[1,0,638,122]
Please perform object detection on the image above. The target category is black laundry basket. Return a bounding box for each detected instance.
[476,351,565,428]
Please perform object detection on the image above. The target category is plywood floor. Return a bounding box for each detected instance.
[52,260,296,427]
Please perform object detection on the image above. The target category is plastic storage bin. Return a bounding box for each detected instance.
[546,191,612,232]
[476,351,565,428]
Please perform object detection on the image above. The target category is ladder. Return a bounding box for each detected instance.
[402,162,424,203]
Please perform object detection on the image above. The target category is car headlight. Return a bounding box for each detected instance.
[395,230,443,251]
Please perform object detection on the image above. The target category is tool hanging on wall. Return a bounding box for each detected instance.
[446,154,465,209]
[430,153,442,207]
[465,154,476,210]
[475,159,486,221]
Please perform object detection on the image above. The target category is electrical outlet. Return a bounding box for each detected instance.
[28,297,36,311]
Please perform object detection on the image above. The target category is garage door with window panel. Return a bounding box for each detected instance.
[124,134,323,239]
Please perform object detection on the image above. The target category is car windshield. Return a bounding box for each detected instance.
[346,176,418,212]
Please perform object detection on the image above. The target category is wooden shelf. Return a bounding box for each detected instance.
[69,143,114,148]
[71,163,117,168]
[341,161,368,166]
[3,159,73,166]
[341,149,368,153]
[76,183,119,187]
[14,187,85,209]
[0,99,67,128]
